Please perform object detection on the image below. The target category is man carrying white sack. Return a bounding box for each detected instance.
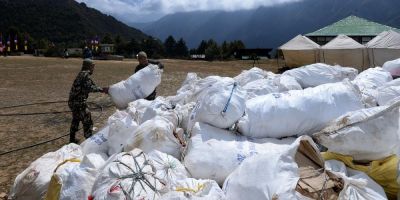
[135,51,164,100]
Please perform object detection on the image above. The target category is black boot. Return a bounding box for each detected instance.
[69,132,80,144]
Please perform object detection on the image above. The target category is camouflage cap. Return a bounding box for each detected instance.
[82,58,94,70]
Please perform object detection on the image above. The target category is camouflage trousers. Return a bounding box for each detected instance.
[69,105,93,143]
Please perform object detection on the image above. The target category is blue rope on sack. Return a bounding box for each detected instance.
[222,82,238,115]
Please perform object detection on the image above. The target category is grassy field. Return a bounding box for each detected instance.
[0,56,279,196]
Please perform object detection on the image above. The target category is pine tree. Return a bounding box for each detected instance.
[175,38,189,58]
[196,40,208,54]
[164,35,177,58]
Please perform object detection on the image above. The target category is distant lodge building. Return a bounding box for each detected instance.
[306,16,400,45]
[99,44,115,54]
[234,48,273,60]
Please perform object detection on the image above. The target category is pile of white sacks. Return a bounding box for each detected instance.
[9,59,400,200]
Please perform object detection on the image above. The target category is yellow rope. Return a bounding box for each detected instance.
[175,183,205,193]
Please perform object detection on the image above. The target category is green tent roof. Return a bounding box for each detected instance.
[306,15,400,37]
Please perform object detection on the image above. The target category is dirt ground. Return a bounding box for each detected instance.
[0,56,279,196]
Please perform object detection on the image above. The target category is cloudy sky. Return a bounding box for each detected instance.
[76,0,300,23]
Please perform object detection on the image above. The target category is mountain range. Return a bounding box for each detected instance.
[132,0,400,48]
[0,0,149,44]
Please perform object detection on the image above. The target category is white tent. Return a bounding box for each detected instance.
[280,35,320,67]
[366,30,400,67]
[321,34,369,71]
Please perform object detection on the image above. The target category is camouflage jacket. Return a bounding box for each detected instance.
[68,70,102,109]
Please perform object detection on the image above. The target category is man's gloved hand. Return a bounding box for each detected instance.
[102,87,109,94]
[158,63,164,70]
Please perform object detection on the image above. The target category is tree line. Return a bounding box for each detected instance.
[1,27,246,61]
[111,35,246,61]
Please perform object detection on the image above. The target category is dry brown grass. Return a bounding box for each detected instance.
[0,56,278,195]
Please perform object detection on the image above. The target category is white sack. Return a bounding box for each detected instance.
[375,85,400,106]
[160,178,225,200]
[52,158,100,200]
[174,102,196,132]
[233,67,272,86]
[80,152,108,170]
[242,79,279,99]
[175,73,200,95]
[383,58,400,77]
[91,149,165,200]
[238,81,364,138]
[124,116,183,159]
[80,126,110,155]
[374,78,400,106]
[352,67,393,93]
[127,99,152,123]
[80,111,138,156]
[9,144,83,200]
[282,63,358,88]
[109,64,163,109]
[167,75,234,105]
[222,136,314,200]
[325,160,387,200]
[313,99,400,160]
[184,122,295,185]
[140,98,174,124]
[274,74,303,91]
[384,78,400,87]
[188,82,246,130]
[107,111,138,156]
[148,150,189,188]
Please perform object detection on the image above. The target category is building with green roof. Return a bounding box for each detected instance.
[306,15,400,45]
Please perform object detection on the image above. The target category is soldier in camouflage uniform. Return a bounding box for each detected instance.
[68,59,108,143]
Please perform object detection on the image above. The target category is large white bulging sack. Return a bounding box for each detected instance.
[109,64,163,109]
[325,160,387,200]
[45,156,101,200]
[80,126,110,155]
[313,100,400,160]
[80,152,108,169]
[352,67,393,92]
[375,83,400,106]
[91,149,165,200]
[175,73,200,95]
[184,122,295,185]
[148,150,189,188]
[107,111,138,156]
[242,79,279,99]
[383,58,400,77]
[127,99,152,123]
[374,79,400,106]
[9,144,83,200]
[352,67,392,107]
[282,63,358,88]
[80,111,138,156]
[234,67,274,86]
[223,136,344,200]
[174,102,196,132]
[160,178,226,200]
[274,74,302,92]
[188,82,246,130]
[167,75,234,105]
[238,81,364,138]
[124,116,183,159]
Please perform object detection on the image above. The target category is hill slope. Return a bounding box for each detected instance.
[134,0,400,48]
[0,0,149,44]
